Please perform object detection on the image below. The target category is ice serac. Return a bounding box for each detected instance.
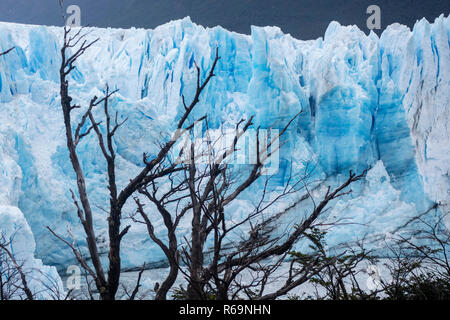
[0,15,449,270]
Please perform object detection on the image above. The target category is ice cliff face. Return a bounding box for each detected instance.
[0,15,449,270]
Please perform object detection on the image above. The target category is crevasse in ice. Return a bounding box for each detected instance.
[0,15,448,271]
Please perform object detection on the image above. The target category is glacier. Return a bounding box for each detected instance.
[0,15,449,275]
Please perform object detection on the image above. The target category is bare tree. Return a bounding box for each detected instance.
[298,231,376,300]
[377,212,450,300]
[133,93,367,300]
[129,53,220,300]
[48,0,222,298]
[301,211,450,300]
[220,170,366,301]
[0,47,32,301]
[0,232,66,301]
[395,212,450,278]
[0,233,33,300]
